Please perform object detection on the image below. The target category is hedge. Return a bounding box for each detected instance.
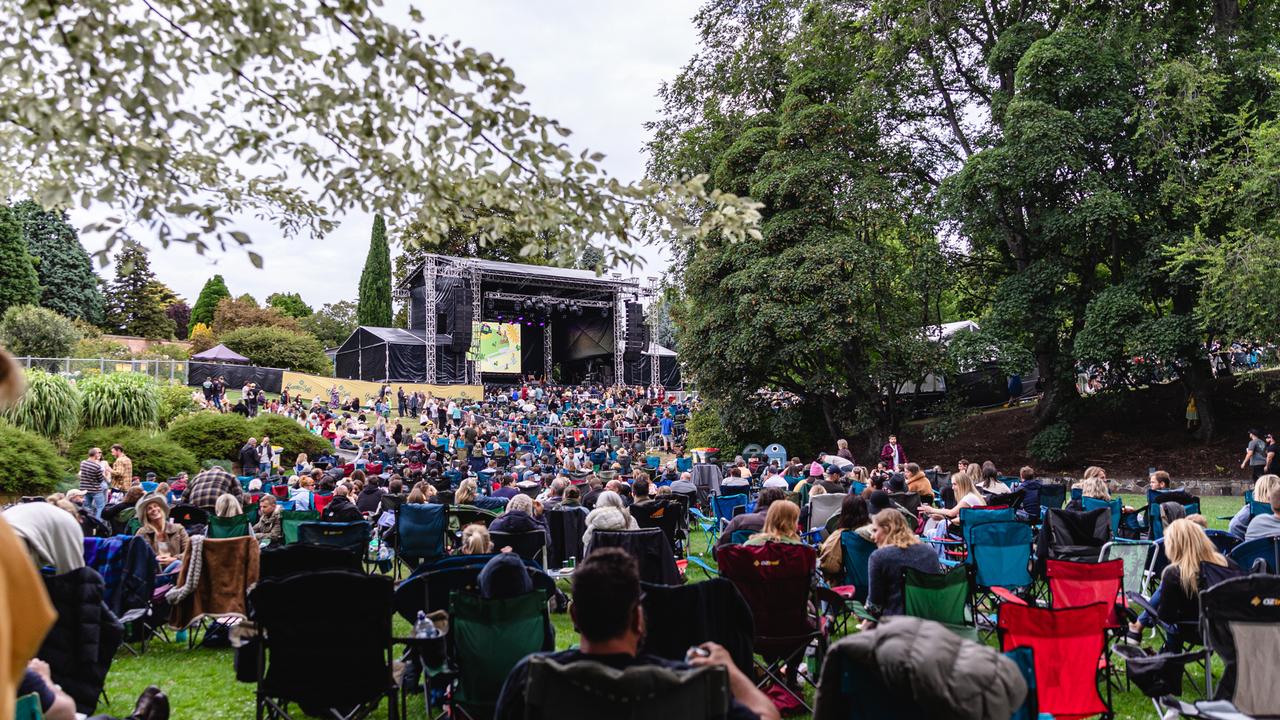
[68,426,199,481]
[164,412,252,465]
[0,421,68,495]
[248,414,333,467]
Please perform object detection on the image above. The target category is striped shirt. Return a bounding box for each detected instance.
[79,459,105,493]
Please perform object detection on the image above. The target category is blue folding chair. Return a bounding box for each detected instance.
[711,494,751,530]
[646,456,661,470]
[1229,536,1280,574]
[675,457,693,473]
[1145,489,1200,541]
[959,506,1016,548]
[688,507,718,551]
[838,531,876,604]
[1244,490,1273,519]
[141,481,158,493]
[967,520,1033,633]
[1082,496,1122,537]
[395,502,447,577]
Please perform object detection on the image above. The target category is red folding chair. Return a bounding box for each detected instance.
[1046,558,1125,626]
[998,601,1111,719]
[314,493,334,515]
[718,542,826,713]
[271,485,289,499]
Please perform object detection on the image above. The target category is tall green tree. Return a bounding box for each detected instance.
[102,240,175,338]
[11,200,103,324]
[190,275,231,329]
[266,292,313,318]
[357,215,392,327]
[0,205,40,318]
[673,5,948,444]
[300,301,358,348]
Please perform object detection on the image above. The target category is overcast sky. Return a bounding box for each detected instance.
[74,1,700,309]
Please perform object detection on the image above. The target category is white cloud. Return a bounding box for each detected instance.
[73,0,700,309]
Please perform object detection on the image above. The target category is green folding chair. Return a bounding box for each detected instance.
[450,590,553,719]
[207,513,252,539]
[281,509,321,545]
[903,564,977,641]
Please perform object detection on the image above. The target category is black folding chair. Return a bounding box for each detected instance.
[544,507,587,569]
[249,571,398,719]
[488,529,548,567]
[260,544,362,580]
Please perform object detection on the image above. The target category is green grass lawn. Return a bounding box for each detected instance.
[96,494,1244,718]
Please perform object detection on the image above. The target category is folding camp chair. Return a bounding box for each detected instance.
[1199,574,1280,715]
[1082,497,1123,537]
[968,520,1034,633]
[718,542,826,712]
[807,493,845,536]
[448,590,554,719]
[168,504,209,533]
[903,565,976,641]
[206,513,252,539]
[1004,647,1042,720]
[1036,507,1111,572]
[522,656,731,720]
[587,528,682,585]
[14,693,41,720]
[392,554,556,622]
[1036,483,1068,515]
[544,507,587,570]
[887,492,921,516]
[1100,540,1157,598]
[710,493,750,530]
[631,498,684,556]
[249,570,398,720]
[446,505,501,547]
[83,534,162,655]
[998,601,1112,720]
[488,529,548,567]
[260,543,362,580]
[395,503,447,575]
[639,578,755,676]
[687,506,718,551]
[279,510,320,546]
[959,506,1017,556]
[295,521,370,558]
[168,536,259,648]
[1143,490,1200,541]
[1227,536,1280,574]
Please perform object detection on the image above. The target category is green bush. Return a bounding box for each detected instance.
[72,337,133,360]
[68,425,199,480]
[157,382,199,427]
[1028,421,1074,464]
[77,372,161,428]
[0,421,67,494]
[219,326,331,375]
[0,304,82,357]
[248,414,332,466]
[165,411,252,464]
[1,369,79,441]
[684,405,738,451]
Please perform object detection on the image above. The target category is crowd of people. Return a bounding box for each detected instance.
[12,372,1280,719]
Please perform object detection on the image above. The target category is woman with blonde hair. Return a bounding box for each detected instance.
[214,493,244,518]
[460,524,493,555]
[455,478,478,505]
[745,500,801,546]
[922,472,986,522]
[1229,473,1280,539]
[1126,518,1242,648]
[864,509,941,622]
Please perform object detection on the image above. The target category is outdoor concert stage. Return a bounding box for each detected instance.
[333,254,680,387]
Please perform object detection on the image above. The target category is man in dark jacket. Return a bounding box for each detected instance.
[238,438,259,476]
[321,486,364,523]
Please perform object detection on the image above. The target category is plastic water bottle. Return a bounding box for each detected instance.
[413,610,437,638]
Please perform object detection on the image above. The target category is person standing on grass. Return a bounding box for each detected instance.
[239,437,259,477]
[110,444,133,491]
[1242,428,1268,480]
[78,448,108,519]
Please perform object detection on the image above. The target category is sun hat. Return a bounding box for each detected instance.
[135,493,170,521]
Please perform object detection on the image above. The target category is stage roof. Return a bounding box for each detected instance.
[397,253,641,293]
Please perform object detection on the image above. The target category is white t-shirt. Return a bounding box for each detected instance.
[957,492,987,509]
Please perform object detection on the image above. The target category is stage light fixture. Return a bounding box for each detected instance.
[557,302,567,313]
[496,313,504,320]
[539,321,546,327]
[573,306,583,316]
[517,315,524,321]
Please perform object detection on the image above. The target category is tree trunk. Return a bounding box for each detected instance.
[820,396,842,446]
[1183,355,1217,442]
[1032,347,1077,431]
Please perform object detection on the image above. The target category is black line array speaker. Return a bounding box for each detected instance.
[625,302,648,352]
[450,304,473,352]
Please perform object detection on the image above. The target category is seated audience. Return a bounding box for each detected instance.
[1244,485,1280,542]
[864,509,942,623]
[744,500,802,546]
[1128,519,1243,649]
[716,488,786,549]
[1230,474,1280,539]
[253,495,283,547]
[819,494,874,578]
[494,548,778,720]
[320,485,364,523]
[134,494,189,578]
[582,490,638,549]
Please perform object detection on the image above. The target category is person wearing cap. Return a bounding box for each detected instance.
[134,494,189,578]
[818,468,846,494]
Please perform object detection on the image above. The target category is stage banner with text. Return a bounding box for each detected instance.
[280,371,482,408]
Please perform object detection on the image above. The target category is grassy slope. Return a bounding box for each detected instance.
[97,495,1241,719]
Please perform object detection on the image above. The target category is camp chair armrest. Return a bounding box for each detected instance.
[1126,591,1159,619]
[851,602,877,623]
[686,555,719,578]
[991,586,1027,606]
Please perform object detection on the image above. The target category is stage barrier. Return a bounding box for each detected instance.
[280,371,482,406]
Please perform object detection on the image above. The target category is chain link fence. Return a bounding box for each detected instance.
[15,357,188,383]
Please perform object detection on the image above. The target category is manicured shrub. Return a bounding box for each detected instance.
[219,326,331,374]
[0,421,67,494]
[1,369,79,441]
[77,372,161,428]
[164,411,252,464]
[248,414,333,467]
[157,382,199,427]
[1028,422,1074,464]
[68,425,199,480]
[0,304,82,358]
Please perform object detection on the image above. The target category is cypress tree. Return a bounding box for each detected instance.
[0,205,40,317]
[12,200,104,324]
[357,215,392,327]
[190,274,231,329]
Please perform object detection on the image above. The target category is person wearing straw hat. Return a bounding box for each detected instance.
[134,494,189,579]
